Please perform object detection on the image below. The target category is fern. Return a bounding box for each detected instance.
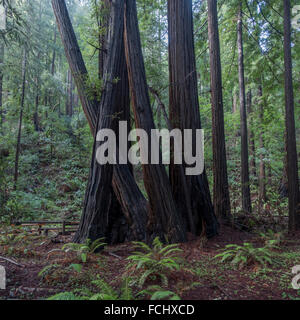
[139,285,181,300]
[62,238,106,263]
[48,292,85,300]
[214,242,278,269]
[127,237,183,287]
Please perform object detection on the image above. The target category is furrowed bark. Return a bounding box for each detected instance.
[74,0,129,242]
[168,0,219,238]
[258,85,266,212]
[52,0,147,242]
[124,0,186,243]
[14,49,27,190]
[247,90,257,179]
[283,0,300,231]
[0,43,4,134]
[208,0,231,221]
[237,3,252,214]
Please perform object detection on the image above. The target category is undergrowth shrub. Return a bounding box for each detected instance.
[126,237,183,287]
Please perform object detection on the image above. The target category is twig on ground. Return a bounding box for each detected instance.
[108,252,123,260]
[0,256,25,268]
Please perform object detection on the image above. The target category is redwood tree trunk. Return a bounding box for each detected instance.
[0,43,4,134]
[258,85,266,212]
[247,90,256,179]
[168,0,218,237]
[237,3,252,214]
[74,0,129,242]
[283,0,300,231]
[34,0,42,132]
[208,0,231,221]
[52,0,147,243]
[14,50,27,190]
[51,27,57,76]
[98,0,110,79]
[124,0,186,243]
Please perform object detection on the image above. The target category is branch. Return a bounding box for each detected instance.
[0,256,25,268]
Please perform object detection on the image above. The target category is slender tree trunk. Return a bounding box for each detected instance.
[258,85,266,212]
[279,145,288,198]
[34,79,40,132]
[232,90,238,114]
[124,0,186,243]
[283,0,300,231]
[14,50,27,190]
[65,70,73,116]
[0,43,4,134]
[34,0,42,132]
[98,0,110,80]
[208,0,231,221]
[237,3,252,214]
[51,27,57,76]
[52,0,148,242]
[168,0,218,238]
[247,90,256,179]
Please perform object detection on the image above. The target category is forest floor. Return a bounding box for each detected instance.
[0,224,300,300]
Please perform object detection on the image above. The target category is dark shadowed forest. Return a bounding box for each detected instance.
[0,0,299,302]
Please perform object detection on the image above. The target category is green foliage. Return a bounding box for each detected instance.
[47,292,85,301]
[69,264,83,273]
[89,277,133,300]
[214,242,279,269]
[126,237,183,287]
[38,264,61,281]
[139,285,180,300]
[62,238,106,263]
[47,276,181,301]
[258,230,284,246]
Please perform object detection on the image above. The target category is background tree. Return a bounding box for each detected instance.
[283,0,300,232]
[168,0,218,238]
[207,0,231,221]
[237,2,251,214]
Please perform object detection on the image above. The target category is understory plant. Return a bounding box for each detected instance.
[126,237,183,287]
[62,238,106,263]
[214,242,279,269]
[48,277,180,301]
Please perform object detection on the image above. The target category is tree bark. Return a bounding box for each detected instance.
[124,0,186,243]
[65,69,73,117]
[283,0,300,231]
[0,43,4,134]
[208,0,231,221]
[52,0,147,243]
[237,3,252,214]
[74,0,130,243]
[14,49,27,190]
[167,0,218,237]
[51,26,57,76]
[98,0,110,80]
[258,85,266,212]
[232,90,238,114]
[34,0,42,132]
[247,90,256,179]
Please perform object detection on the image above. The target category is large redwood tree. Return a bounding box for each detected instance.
[168,0,219,238]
